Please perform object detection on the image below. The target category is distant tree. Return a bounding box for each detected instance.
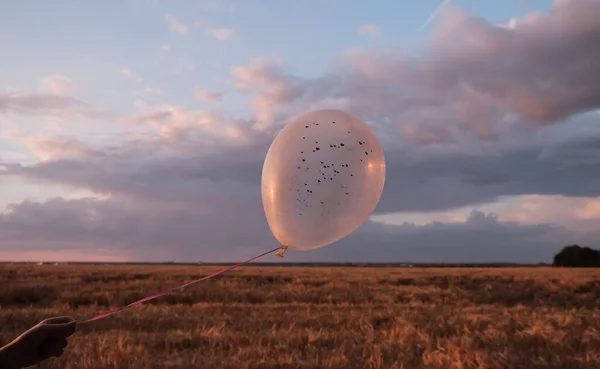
[553,245,600,267]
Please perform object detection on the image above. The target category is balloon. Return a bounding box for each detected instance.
[261,109,386,251]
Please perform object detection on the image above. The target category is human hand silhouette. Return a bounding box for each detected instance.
[0,316,77,369]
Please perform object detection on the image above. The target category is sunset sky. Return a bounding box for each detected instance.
[1,0,599,263]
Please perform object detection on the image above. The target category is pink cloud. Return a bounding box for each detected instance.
[230,59,298,128]
[207,27,235,40]
[40,75,75,96]
[120,105,256,145]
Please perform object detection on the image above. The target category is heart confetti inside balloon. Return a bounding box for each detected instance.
[261,109,386,252]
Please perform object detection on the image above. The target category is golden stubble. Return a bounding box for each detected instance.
[1,266,600,369]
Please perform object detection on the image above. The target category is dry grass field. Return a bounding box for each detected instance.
[1,265,600,369]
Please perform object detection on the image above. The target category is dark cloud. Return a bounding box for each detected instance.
[0,197,581,263]
[0,194,276,261]
[7,129,600,214]
[376,133,600,212]
[298,211,580,264]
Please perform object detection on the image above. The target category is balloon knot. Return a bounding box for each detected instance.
[275,246,289,258]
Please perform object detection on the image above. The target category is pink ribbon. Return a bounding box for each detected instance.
[79,246,282,325]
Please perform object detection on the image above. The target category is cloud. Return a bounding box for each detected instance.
[2,132,102,162]
[3,0,600,261]
[230,58,311,129]
[0,197,585,263]
[0,94,85,115]
[119,106,257,145]
[165,14,188,35]
[305,210,578,263]
[374,131,600,213]
[207,27,235,41]
[358,24,383,37]
[5,113,600,261]
[194,21,235,41]
[0,93,109,120]
[229,0,600,140]
[194,89,222,102]
[486,195,600,232]
[0,194,274,261]
[40,75,75,96]
[120,68,143,83]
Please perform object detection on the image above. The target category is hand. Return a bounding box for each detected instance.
[0,316,77,369]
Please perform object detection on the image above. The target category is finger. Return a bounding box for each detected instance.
[38,338,68,359]
[40,319,77,339]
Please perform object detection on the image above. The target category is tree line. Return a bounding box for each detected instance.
[553,245,600,267]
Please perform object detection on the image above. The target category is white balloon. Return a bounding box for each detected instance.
[261,109,386,251]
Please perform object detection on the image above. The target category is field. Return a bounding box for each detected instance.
[1,265,600,369]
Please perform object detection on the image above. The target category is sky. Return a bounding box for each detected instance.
[1,0,600,263]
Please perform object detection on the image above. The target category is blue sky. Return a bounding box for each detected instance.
[2,0,600,262]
